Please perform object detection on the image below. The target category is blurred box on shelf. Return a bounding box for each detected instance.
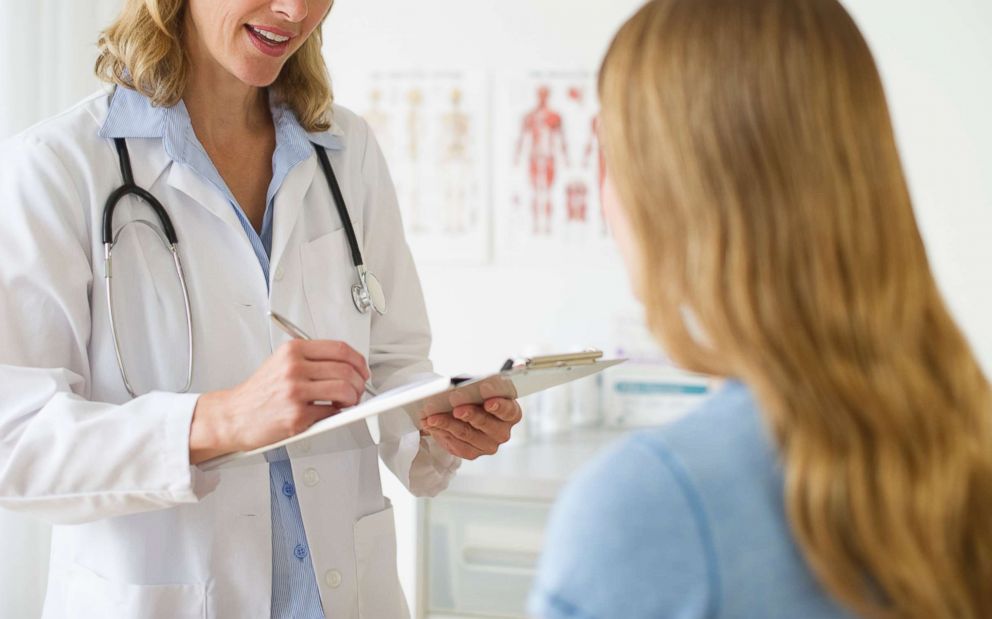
[601,363,714,428]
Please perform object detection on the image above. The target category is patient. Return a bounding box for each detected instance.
[529,0,992,618]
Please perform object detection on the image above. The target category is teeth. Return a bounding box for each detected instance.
[250,26,289,43]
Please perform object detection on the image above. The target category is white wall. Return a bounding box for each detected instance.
[0,1,122,136]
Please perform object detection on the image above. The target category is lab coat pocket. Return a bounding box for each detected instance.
[65,562,207,619]
[354,500,410,619]
[300,229,372,355]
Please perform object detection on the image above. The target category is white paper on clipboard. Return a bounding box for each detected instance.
[200,356,625,471]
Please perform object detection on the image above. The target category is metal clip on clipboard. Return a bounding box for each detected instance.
[500,350,605,372]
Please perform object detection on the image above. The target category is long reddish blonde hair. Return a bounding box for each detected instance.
[599,1,992,617]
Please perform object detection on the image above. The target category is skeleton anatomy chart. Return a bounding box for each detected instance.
[357,71,489,265]
[494,72,611,263]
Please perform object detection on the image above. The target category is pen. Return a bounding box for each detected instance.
[268,311,312,340]
[268,311,377,396]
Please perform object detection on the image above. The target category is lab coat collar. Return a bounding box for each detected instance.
[98,85,345,151]
[97,86,345,254]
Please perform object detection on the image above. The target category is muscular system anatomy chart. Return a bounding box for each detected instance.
[514,86,569,236]
[346,70,612,266]
[495,72,611,262]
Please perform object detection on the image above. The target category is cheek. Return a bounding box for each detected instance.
[188,0,238,54]
[300,1,333,39]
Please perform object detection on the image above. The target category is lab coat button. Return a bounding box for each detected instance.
[274,266,285,281]
[303,468,320,487]
[324,569,342,589]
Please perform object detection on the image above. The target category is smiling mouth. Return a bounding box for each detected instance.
[245,25,292,46]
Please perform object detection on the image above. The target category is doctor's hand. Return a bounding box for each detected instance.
[421,398,523,461]
[188,340,370,464]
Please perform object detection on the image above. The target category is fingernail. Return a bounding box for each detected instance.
[486,401,498,412]
[454,409,466,419]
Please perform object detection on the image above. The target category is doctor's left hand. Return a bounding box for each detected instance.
[421,398,523,460]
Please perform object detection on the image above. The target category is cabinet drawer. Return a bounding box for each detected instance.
[423,494,552,618]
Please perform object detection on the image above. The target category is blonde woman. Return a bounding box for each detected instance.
[530,0,992,618]
[0,0,521,617]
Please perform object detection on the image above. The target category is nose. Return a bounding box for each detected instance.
[271,0,308,22]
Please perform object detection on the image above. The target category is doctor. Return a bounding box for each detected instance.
[0,0,522,617]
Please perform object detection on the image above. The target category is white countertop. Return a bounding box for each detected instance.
[442,428,631,502]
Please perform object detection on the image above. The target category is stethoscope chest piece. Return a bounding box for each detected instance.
[353,267,387,316]
[314,143,388,317]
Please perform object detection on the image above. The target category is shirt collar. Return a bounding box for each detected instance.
[98,85,344,152]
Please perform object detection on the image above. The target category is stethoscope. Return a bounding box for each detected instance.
[103,137,386,398]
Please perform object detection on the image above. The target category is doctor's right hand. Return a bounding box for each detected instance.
[188,340,371,465]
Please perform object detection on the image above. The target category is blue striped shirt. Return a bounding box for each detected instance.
[99,86,341,619]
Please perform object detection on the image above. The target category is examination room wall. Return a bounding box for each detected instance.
[0,0,990,617]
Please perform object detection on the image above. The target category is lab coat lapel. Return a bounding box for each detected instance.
[165,161,247,236]
[115,138,171,193]
[270,155,318,273]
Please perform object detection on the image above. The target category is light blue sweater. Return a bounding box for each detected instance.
[529,381,857,619]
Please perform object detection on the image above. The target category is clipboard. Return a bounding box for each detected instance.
[200,351,624,470]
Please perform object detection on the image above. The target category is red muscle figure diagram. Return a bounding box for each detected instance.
[583,115,608,233]
[514,86,569,235]
[565,181,588,223]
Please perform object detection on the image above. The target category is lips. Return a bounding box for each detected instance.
[244,24,295,57]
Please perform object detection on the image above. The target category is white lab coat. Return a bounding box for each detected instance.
[0,91,459,619]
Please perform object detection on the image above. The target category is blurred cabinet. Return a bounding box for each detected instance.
[416,430,625,619]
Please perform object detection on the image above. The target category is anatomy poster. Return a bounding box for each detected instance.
[493,72,611,263]
[357,71,490,265]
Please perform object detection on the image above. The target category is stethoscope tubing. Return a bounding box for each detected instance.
[103,136,384,398]
[104,138,195,398]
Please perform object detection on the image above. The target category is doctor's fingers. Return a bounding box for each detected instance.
[451,405,512,443]
[292,360,366,396]
[482,398,523,424]
[294,378,363,408]
[283,339,370,381]
[426,427,488,461]
[424,416,499,455]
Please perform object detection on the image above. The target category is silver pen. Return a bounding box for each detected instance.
[267,311,376,396]
[268,311,312,340]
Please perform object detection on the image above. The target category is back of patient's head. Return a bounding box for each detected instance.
[598,0,992,617]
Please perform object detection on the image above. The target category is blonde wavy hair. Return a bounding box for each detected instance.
[599,0,992,617]
[95,0,334,132]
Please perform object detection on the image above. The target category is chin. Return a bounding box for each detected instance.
[232,60,285,88]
